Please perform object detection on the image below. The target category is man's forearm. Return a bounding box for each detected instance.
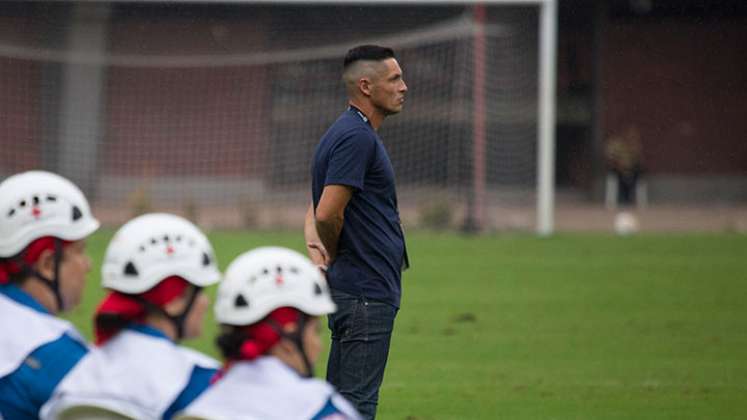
[313,184,352,265]
[305,203,329,267]
[315,216,343,262]
[304,204,320,245]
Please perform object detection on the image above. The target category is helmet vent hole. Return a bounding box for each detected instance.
[313,283,323,296]
[276,266,283,274]
[202,252,211,266]
[46,195,57,202]
[71,205,83,221]
[19,200,26,208]
[234,294,249,308]
[290,266,299,274]
[262,268,269,275]
[123,261,139,276]
[7,208,15,217]
[32,196,40,205]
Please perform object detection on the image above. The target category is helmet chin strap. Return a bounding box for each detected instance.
[269,314,314,378]
[27,238,66,312]
[132,286,201,341]
[293,315,315,379]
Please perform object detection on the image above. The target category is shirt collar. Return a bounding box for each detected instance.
[347,105,371,126]
[126,323,173,342]
[0,284,50,314]
[253,356,304,380]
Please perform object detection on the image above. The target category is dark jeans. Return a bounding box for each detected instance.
[326,288,398,420]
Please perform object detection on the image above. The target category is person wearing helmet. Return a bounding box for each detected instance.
[41,213,221,420]
[0,171,100,419]
[177,247,361,420]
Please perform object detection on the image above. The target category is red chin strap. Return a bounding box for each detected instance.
[94,276,190,345]
[0,237,71,284]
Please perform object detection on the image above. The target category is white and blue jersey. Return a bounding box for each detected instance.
[0,285,89,419]
[41,324,219,420]
[177,356,361,420]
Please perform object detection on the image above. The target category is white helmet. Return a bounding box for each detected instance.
[0,170,100,257]
[216,246,336,326]
[102,213,220,294]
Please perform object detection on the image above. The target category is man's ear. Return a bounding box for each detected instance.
[34,248,57,279]
[358,77,373,97]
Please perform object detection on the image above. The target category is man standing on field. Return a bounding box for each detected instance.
[305,45,409,420]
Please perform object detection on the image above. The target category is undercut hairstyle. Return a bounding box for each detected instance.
[343,45,396,70]
[342,45,397,94]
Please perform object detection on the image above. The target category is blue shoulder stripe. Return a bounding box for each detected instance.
[162,364,217,420]
[311,396,347,420]
[0,332,87,418]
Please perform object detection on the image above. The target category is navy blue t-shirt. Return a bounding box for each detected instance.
[311,106,408,308]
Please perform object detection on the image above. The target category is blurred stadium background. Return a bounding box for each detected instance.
[2,0,744,234]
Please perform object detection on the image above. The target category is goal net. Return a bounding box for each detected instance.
[0,2,553,231]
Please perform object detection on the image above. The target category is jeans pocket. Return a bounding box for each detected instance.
[329,295,364,342]
[362,300,396,339]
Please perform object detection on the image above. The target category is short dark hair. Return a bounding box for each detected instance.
[343,45,396,69]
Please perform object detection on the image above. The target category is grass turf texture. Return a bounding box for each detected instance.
[64,231,747,420]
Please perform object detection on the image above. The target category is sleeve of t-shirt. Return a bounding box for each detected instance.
[324,128,376,191]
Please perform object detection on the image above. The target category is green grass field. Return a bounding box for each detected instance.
[64,231,747,420]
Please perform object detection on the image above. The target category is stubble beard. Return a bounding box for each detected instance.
[378,102,403,116]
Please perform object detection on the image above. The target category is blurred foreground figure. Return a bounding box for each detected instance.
[0,171,99,418]
[42,214,220,420]
[177,247,360,420]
